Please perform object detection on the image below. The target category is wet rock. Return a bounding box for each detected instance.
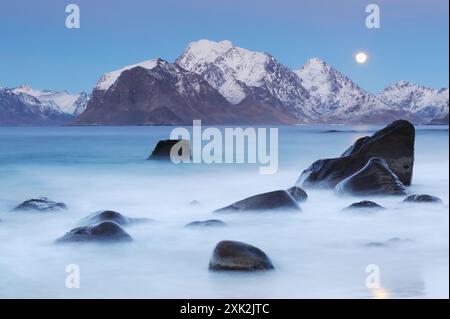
[298,120,415,188]
[13,197,67,212]
[78,210,151,226]
[403,194,443,204]
[185,219,226,227]
[335,158,408,196]
[56,221,132,243]
[215,190,300,213]
[343,200,385,211]
[286,186,308,202]
[148,139,190,160]
[209,240,274,271]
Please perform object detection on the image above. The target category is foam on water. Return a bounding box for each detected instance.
[0,125,448,298]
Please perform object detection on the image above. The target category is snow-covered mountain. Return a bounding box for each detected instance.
[73,57,296,125]
[294,58,399,122]
[2,39,448,125]
[0,87,72,125]
[11,85,89,115]
[379,81,449,123]
[176,39,310,120]
[0,85,89,125]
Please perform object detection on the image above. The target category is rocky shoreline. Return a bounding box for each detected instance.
[3,120,447,272]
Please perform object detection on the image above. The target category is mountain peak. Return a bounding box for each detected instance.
[95,59,160,91]
[304,57,328,66]
[177,39,304,106]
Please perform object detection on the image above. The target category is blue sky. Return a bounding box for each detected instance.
[0,0,448,94]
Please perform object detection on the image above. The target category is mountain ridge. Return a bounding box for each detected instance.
[1,39,448,126]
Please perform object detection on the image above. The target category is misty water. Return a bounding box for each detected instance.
[0,125,448,298]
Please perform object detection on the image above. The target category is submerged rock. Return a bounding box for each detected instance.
[13,197,67,212]
[185,219,226,227]
[335,158,408,196]
[286,186,308,202]
[365,237,412,248]
[215,190,300,213]
[78,210,150,226]
[188,200,201,206]
[148,139,190,160]
[56,221,132,243]
[298,120,415,189]
[403,194,443,204]
[343,200,385,211]
[209,240,274,271]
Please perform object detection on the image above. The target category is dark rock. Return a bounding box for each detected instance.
[148,139,190,160]
[78,210,151,226]
[343,201,385,211]
[335,158,408,196]
[298,120,415,188]
[13,197,67,212]
[286,186,308,202]
[215,190,300,213]
[209,240,275,271]
[185,219,226,227]
[56,221,132,243]
[403,194,443,204]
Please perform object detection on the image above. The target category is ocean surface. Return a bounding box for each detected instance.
[0,125,448,298]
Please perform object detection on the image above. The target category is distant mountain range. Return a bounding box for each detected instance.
[1,40,448,126]
[0,85,88,125]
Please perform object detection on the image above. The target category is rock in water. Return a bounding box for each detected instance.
[56,221,132,243]
[209,240,275,271]
[78,210,150,226]
[335,158,408,196]
[403,194,443,204]
[13,197,67,212]
[185,219,227,227]
[343,200,385,211]
[148,139,190,160]
[298,120,415,188]
[286,186,308,202]
[215,190,300,213]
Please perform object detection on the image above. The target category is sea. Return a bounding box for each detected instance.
[0,124,448,298]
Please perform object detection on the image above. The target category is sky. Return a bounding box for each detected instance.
[0,0,448,94]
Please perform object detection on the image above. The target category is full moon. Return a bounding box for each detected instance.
[355,52,368,64]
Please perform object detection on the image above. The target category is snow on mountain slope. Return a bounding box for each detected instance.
[0,87,72,125]
[380,81,449,121]
[176,39,309,109]
[11,85,89,115]
[294,58,391,121]
[95,60,158,91]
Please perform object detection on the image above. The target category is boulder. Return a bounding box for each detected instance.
[286,186,308,202]
[56,221,132,243]
[185,219,226,227]
[343,200,385,211]
[298,120,415,188]
[335,158,408,196]
[215,190,300,213]
[403,194,443,204]
[209,240,274,271]
[148,139,190,160]
[13,197,67,212]
[78,210,151,226]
